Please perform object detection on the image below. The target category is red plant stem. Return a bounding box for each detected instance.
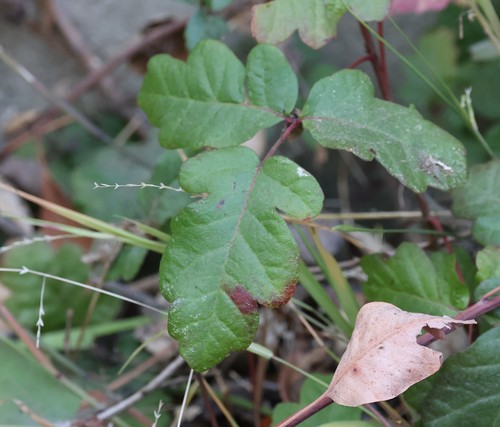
[417,295,500,347]
[348,54,376,69]
[377,22,391,100]
[275,393,332,427]
[265,117,302,161]
[358,23,392,101]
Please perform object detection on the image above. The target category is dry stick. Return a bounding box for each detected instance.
[45,0,144,135]
[0,45,114,146]
[0,301,132,424]
[2,0,252,158]
[107,353,167,392]
[0,114,74,161]
[95,355,185,422]
[0,301,56,374]
[73,241,121,358]
[46,0,122,104]
[0,46,151,168]
[196,373,219,427]
[199,376,239,427]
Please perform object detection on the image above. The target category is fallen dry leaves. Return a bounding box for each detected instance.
[327,302,476,406]
[276,302,476,426]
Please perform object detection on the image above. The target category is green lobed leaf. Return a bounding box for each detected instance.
[422,327,500,427]
[361,242,469,316]
[246,44,298,115]
[160,146,323,371]
[453,160,500,245]
[302,70,467,192]
[138,40,284,149]
[0,242,120,330]
[251,0,347,49]
[272,374,362,427]
[344,0,391,21]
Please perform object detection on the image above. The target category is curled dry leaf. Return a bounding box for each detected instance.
[327,302,476,406]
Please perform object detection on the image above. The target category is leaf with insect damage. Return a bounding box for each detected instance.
[302,70,467,192]
[138,41,296,149]
[326,302,475,406]
[160,146,323,371]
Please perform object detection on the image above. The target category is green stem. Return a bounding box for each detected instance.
[473,0,500,53]
[308,227,359,326]
[298,262,353,336]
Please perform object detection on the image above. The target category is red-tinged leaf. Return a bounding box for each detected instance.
[327,302,475,406]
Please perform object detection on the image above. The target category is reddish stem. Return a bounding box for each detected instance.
[358,23,392,101]
[417,295,500,347]
[348,54,376,69]
[275,393,332,427]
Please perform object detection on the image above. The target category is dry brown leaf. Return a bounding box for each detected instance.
[327,302,476,406]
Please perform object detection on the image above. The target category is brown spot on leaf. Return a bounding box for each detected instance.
[226,285,258,315]
[262,281,297,308]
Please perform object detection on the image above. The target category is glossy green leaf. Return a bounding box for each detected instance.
[272,374,362,427]
[361,243,469,316]
[344,0,391,21]
[0,242,120,330]
[185,11,228,50]
[422,327,500,427]
[251,0,347,49]
[246,44,298,115]
[160,146,323,370]
[302,70,467,192]
[0,339,82,424]
[138,40,283,149]
[453,160,500,245]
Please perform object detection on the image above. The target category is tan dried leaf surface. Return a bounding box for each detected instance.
[327,302,475,406]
